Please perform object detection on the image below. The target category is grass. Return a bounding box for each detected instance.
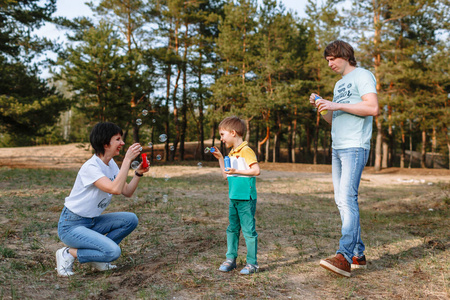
[0,166,449,299]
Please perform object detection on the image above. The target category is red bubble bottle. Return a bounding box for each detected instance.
[141,153,148,168]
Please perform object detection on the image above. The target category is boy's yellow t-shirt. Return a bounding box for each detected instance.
[227,141,258,200]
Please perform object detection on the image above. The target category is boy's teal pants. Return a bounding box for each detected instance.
[226,198,258,265]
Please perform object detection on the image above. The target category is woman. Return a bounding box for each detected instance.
[56,122,149,276]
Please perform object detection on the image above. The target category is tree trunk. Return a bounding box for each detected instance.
[444,126,450,170]
[421,129,426,168]
[313,112,320,164]
[409,120,413,168]
[171,57,181,161]
[382,139,388,169]
[373,5,382,171]
[164,66,171,162]
[291,107,298,163]
[431,126,436,168]
[272,134,277,163]
[180,23,189,161]
[245,119,251,142]
[133,124,139,144]
[273,114,281,162]
[374,116,383,171]
[306,125,311,156]
[288,123,293,163]
[400,122,406,168]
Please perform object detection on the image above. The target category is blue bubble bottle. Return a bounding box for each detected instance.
[224,155,231,171]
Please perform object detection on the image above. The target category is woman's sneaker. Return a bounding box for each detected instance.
[240,263,259,275]
[88,262,117,271]
[56,247,75,277]
[351,255,367,269]
[218,259,236,272]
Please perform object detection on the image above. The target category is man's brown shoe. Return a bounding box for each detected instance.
[320,253,351,277]
[351,255,367,269]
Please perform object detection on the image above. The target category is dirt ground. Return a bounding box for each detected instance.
[1,143,449,179]
[1,144,449,299]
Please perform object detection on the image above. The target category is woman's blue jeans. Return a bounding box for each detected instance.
[57,206,138,263]
[331,147,369,264]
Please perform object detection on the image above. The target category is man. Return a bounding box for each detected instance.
[309,40,379,277]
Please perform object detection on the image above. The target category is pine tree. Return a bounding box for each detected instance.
[210,0,259,122]
[56,22,129,126]
[188,0,224,160]
[301,0,341,164]
[91,0,155,144]
[0,0,70,145]
[249,0,304,162]
[343,0,447,169]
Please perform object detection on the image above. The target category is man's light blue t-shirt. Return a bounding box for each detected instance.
[331,67,377,150]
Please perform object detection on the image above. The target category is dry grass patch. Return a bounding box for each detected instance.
[0,166,449,299]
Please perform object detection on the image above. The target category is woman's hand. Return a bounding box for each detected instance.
[124,143,142,163]
[136,159,150,175]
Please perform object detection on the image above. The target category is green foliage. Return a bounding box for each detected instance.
[56,22,129,124]
[0,0,70,145]
[1,0,449,167]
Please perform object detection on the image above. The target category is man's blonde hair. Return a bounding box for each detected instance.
[219,116,246,137]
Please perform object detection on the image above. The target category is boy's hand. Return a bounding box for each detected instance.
[211,146,223,160]
[224,168,236,174]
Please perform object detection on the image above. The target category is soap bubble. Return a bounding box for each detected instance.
[139,146,143,152]
[197,162,202,168]
[131,161,140,170]
[159,134,167,142]
[136,119,142,126]
[170,145,175,151]
[142,109,148,116]
[156,154,162,160]
[152,119,156,123]
[159,134,168,143]
[164,174,170,181]
[162,194,168,203]
[148,142,153,148]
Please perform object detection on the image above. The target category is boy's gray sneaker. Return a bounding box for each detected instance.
[240,263,259,275]
[56,247,75,277]
[218,259,236,272]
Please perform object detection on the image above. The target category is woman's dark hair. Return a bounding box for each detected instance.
[89,122,123,155]
[324,40,357,67]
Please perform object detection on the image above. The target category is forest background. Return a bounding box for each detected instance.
[0,0,449,171]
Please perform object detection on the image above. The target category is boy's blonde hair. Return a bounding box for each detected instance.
[219,116,246,137]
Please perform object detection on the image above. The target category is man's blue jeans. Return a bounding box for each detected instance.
[331,147,369,264]
[58,206,138,263]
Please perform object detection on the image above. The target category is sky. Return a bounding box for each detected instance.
[34,0,312,78]
[36,0,310,41]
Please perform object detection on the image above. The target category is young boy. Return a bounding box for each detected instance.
[212,116,261,275]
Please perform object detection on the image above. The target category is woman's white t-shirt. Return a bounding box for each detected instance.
[64,154,119,218]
